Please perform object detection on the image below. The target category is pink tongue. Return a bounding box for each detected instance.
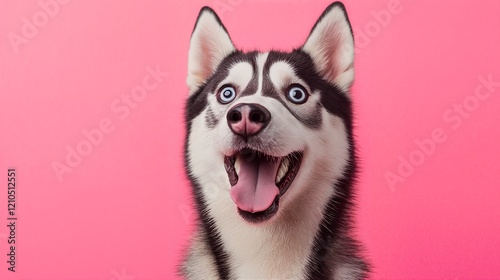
[230,157,280,213]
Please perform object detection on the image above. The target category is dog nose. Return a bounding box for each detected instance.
[227,103,271,137]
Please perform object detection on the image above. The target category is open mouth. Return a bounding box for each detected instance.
[224,148,303,223]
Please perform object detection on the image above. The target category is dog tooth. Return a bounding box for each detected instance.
[275,171,284,184]
[279,158,289,174]
[275,158,290,184]
[235,157,240,175]
[275,171,283,184]
[276,169,284,184]
[283,157,290,170]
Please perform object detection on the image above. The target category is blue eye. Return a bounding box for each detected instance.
[218,86,236,104]
[287,85,308,104]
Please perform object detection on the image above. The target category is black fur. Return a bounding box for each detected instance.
[182,2,369,279]
[182,6,235,280]
[304,2,354,43]
[205,106,218,129]
[183,121,233,280]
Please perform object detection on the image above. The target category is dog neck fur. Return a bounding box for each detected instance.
[182,3,368,279]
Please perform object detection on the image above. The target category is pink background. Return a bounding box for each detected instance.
[1,0,499,279]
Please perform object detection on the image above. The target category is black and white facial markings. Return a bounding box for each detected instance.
[189,49,353,127]
[182,3,369,280]
[186,2,354,163]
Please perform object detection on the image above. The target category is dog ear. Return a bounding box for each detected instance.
[301,2,354,92]
[187,7,236,94]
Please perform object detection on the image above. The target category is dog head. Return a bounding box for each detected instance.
[185,2,355,224]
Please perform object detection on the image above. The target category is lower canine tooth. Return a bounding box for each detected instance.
[275,158,290,184]
[235,158,240,175]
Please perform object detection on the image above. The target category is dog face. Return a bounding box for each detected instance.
[185,3,355,224]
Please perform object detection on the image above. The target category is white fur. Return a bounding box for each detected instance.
[268,61,304,91]
[219,62,254,91]
[186,63,351,279]
[255,52,269,96]
[183,4,362,279]
[268,61,322,117]
[302,5,354,93]
[334,265,366,280]
[181,232,219,279]
[187,9,235,94]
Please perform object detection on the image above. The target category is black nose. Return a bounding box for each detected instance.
[227,103,271,137]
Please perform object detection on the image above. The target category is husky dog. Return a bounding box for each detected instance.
[180,2,369,279]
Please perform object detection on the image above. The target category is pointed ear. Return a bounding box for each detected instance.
[187,7,236,94]
[301,2,355,92]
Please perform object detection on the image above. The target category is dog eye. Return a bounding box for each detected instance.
[287,85,308,104]
[218,86,237,104]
